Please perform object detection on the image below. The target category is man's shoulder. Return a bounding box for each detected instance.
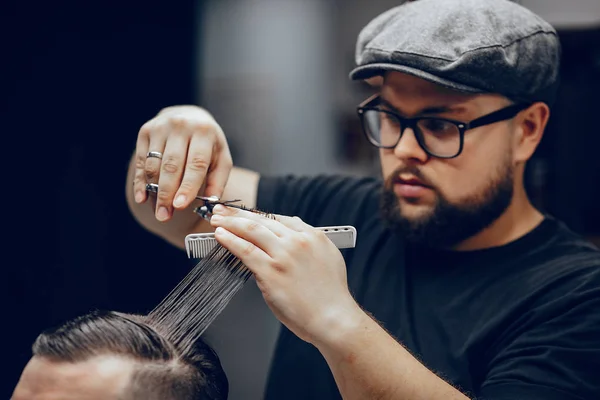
[257,173,384,227]
[555,219,599,248]
[541,216,600,267]
[455,216,600,311]
[259,173,382,197]
[520,216,600,301]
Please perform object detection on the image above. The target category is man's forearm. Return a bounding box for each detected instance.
[314,306,470,400]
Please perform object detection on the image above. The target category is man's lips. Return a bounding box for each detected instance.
[393,175,432,198]
[393,176,430,188]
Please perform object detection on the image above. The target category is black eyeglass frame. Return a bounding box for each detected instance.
[356,95,531,159]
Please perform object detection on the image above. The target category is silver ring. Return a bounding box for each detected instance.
[146,151,163,160]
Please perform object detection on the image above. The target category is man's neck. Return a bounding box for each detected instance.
[452,188,544,252]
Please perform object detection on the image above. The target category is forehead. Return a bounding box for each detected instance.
[383,72,473,99]
[12,356,135,400]
[377,72,508,115]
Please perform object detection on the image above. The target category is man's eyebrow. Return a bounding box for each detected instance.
[379,97,467,116]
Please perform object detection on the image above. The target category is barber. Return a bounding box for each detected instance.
[126,1,600,398]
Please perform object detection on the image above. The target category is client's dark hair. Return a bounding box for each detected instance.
[32,309,228,400]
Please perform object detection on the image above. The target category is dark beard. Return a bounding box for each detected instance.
[379,163,514,249]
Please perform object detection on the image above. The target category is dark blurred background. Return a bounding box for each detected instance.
[2,0,599,398]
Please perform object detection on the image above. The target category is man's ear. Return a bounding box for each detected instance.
[513,102,550,163]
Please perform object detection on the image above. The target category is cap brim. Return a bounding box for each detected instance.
[349,63,484,94]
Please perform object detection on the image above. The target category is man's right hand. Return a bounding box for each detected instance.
[132,105,233,222]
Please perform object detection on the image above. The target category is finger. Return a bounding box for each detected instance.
[144,129,168,219]
[155,132,189,220]
[173,134,214,210]
[212,204,308,231]
[133,122,152,204]
[145,132,167,186]
[272,214,312,232]
[203,143,233,199]
[211,205,289,237]
[214,227,270,278]
[210,214,282,257]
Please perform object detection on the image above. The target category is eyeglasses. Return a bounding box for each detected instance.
[356,95,530,159]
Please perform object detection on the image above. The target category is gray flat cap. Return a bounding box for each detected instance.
[350,0,561,106]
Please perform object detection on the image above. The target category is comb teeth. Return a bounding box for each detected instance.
[186,235,219,259]
[185,225,357,259]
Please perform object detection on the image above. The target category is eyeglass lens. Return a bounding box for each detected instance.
[362,109,461,157]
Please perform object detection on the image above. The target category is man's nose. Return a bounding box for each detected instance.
[393,127,429,162]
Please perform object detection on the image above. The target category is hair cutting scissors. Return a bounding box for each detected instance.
[145,183,245,221]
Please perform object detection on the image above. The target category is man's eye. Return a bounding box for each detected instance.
[381,112,400,126]
[419,119,456,135]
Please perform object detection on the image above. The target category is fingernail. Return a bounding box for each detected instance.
[173,195,186,207]
[211,214,223,223]
[213,204,225,214]
[135,191,144,203]
[215,227,228,236]
[157,207,169,221]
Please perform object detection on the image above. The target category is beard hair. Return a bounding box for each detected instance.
[379,158,514,249]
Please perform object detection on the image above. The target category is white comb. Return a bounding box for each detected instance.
[185,225,357,259]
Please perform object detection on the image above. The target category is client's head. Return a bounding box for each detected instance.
[11,309,228,400]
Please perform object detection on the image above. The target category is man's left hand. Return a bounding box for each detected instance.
[209,205,363,345]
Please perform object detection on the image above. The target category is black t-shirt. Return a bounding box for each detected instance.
[256,174,600,400]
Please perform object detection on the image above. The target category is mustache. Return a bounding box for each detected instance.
[384,166,434,189]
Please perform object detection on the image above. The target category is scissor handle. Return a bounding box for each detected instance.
[145,183,238,203]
